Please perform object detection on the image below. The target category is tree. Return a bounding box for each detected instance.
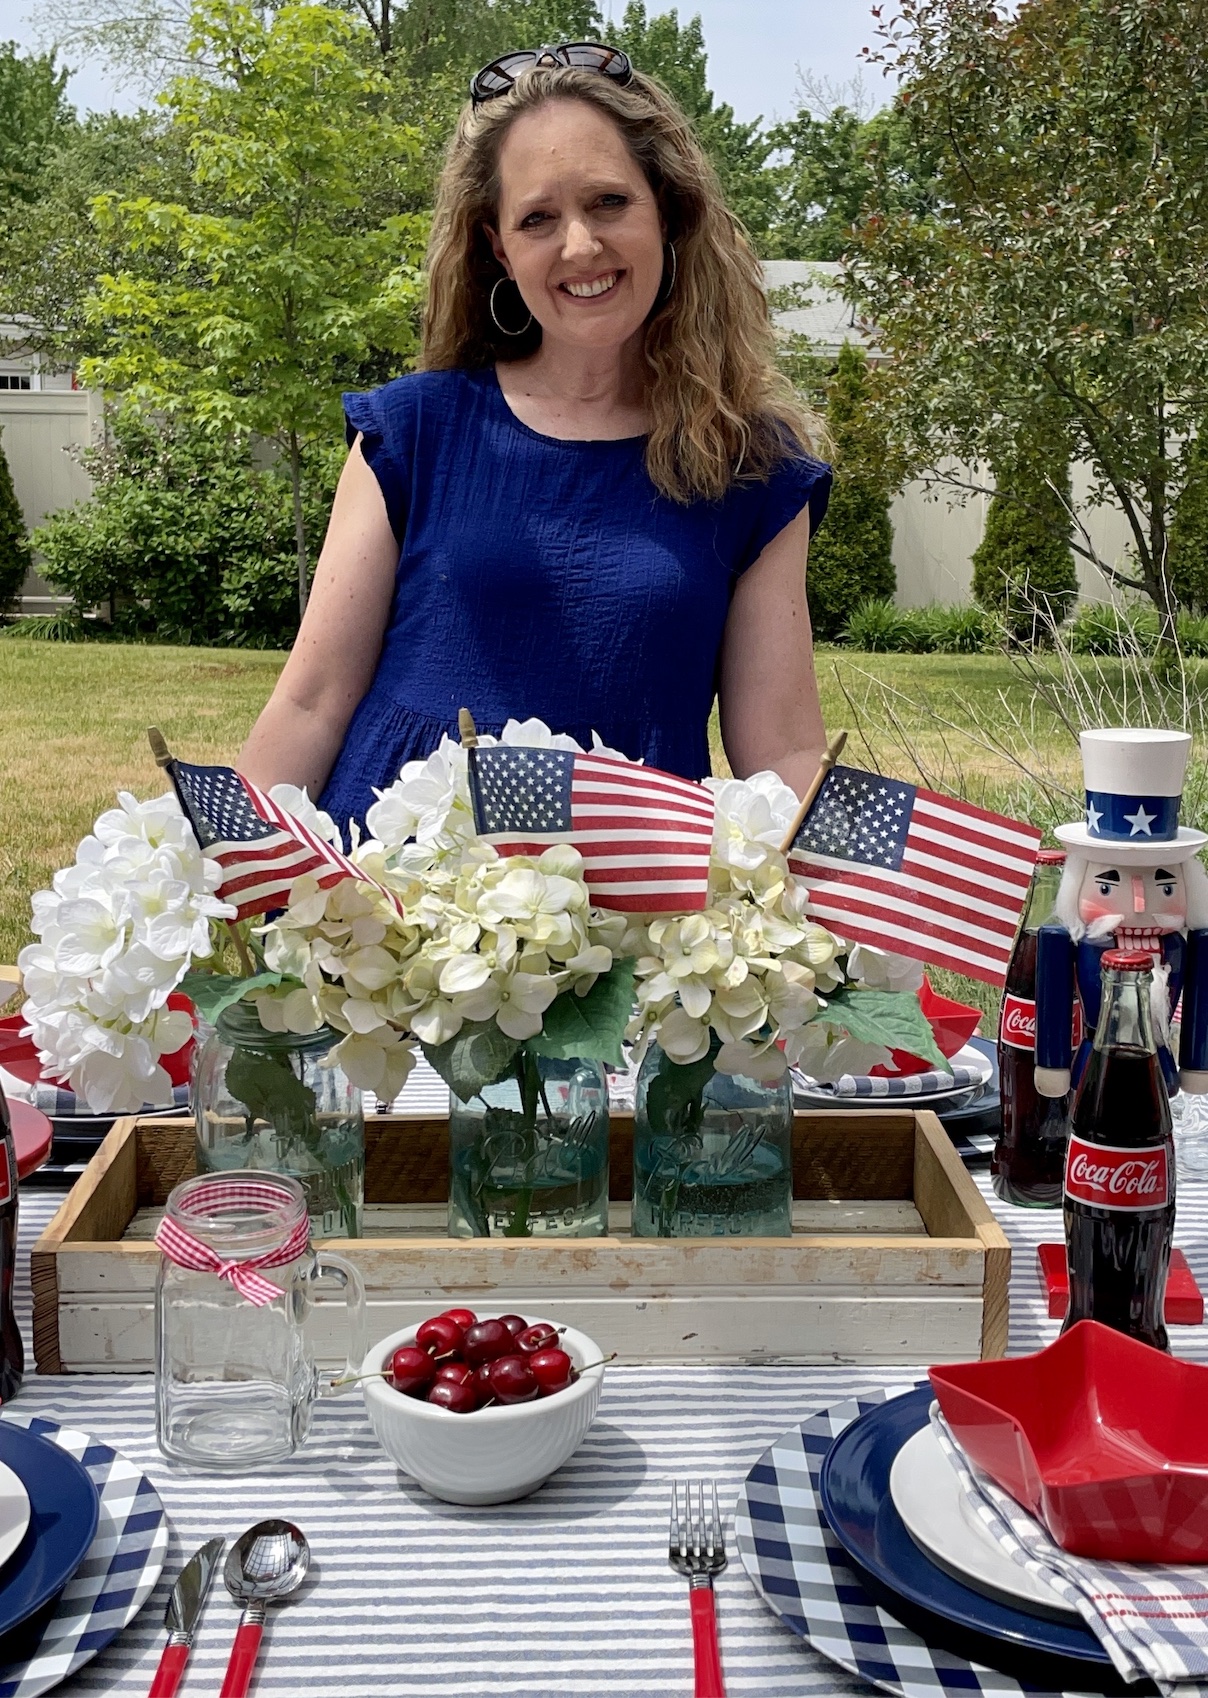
[848,0,1208,648]
[82,1,428,619]
[763,98,938,262]
[0,111,192,371]
[971,446,1077,639]
[606,3,776,240]
[805,342,895,639]
[32,408,336,643]
[0,429,29,614]
[0,42,73,205]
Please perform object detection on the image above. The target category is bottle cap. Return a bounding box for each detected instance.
[1101,948,1156,971]
[1036,848,1067,865]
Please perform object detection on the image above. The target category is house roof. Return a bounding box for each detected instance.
[761,260,882,361]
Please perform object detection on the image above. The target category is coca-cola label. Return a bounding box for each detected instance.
[1000,993,1035,1049]
[1064,1135,1170,1211]
[1000,996,1085,1052]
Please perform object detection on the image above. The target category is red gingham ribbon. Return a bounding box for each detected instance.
[154,1177,311,1307]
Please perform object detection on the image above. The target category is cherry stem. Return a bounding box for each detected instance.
[572,1352,618,1377]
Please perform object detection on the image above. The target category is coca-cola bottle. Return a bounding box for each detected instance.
[1063,948,1175,1350]
[0,1082,22,1400]
[993,849,1071,1206]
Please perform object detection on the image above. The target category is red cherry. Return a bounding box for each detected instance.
[497,1314,529,1338]
[517,1323,559,1355]
[427,1378,479,1413]
[488,1353,539,1404]
[439,1308,477,1329]
[527,1347,573,1391]
[433,1360,473,1386]
[416,1315,464,1358]
[473,1361,494,1394]
[390,1345,435,1396]
[463,1319,513,1365]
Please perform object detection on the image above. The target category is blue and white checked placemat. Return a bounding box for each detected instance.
[0,1415,167,1698]
[735,1389,1053,1698]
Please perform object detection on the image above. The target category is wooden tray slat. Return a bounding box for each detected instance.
[32,1109,1011,1372]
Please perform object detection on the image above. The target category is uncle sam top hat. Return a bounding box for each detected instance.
[1055,727,1208,863]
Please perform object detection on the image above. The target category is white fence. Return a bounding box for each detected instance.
[3,386,1138,617]
[889,462,1133,610]
[3,390,103,612]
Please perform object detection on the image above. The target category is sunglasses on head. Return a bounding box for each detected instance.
[470,41,633,107]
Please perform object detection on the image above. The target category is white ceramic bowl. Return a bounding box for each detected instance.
[361,1314,605,1505]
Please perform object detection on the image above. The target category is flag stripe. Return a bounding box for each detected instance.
[789,865,1018,954]
[790,858,1022,939]
[914,789,1044,849]
[803,903,1012,983]
[793,845,1030,921]
[906,820,1037,885]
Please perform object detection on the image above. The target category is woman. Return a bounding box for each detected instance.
[239,43,832,835]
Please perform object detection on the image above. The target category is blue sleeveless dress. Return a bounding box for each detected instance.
[319,366,832,835]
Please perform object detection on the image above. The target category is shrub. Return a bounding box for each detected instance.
[971,453,1078,638]
[917,602,1003,654]
[842,597,921,651]
[1066,602,1159,655]
[31,409,338,646]
[1177,614,1208,658]
[806,344,896,639]
[0,428,30,615]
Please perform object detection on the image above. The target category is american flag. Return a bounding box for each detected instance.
[788,764,1042,985]
[467,746,715,913]
[168,761,401,921]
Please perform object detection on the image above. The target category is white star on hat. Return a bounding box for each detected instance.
[1085,799,1103,832]
[1124,804,1156,836]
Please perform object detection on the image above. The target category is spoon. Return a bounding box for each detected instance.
[218,1519,310,1698]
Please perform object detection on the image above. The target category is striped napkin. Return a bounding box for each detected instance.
[931,1403,1208,1694]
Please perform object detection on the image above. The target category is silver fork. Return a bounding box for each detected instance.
[668,1479,728,1697]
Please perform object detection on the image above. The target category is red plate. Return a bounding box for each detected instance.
[930,1320,1208,1563]
[8,1102,52,1179]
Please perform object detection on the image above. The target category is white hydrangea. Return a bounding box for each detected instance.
[18,791,233,1112]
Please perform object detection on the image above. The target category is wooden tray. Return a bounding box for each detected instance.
[31,1108,1010,1372]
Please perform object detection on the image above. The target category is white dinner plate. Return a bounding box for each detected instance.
[889,1423,1078,1624]
[0,1455,32,1574]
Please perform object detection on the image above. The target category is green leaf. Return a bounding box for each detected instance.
[421,1021,521,1104]
[528,960,637,1066]
[224,1045,317,1144]
[813,987,947,1069]
[645,1045,717,1140]
[179,969,282,1022]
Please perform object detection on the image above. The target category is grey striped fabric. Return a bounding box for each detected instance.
[9,1165,1208,1697]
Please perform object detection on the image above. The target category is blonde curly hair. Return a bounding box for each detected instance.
[422,64,823,504]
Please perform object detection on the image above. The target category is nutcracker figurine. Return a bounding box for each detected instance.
[1035,728,1208,1099]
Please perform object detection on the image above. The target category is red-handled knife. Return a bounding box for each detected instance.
[148,1537,224,1697]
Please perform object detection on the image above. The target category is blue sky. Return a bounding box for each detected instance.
[0,0,889,125]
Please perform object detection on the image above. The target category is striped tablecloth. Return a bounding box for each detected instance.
[9,1149,1208,1698]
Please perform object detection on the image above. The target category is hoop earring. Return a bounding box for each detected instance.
[490,276,533,337]
[659,242,677,301]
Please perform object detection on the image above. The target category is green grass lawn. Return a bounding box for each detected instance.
[0,640,1112,1023]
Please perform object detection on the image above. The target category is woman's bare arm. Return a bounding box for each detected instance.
[717,505,828,797]
[238,439,399,799]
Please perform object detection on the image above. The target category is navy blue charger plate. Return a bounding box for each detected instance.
[816,1384,1148,1692]
[0,1423,99,1641]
